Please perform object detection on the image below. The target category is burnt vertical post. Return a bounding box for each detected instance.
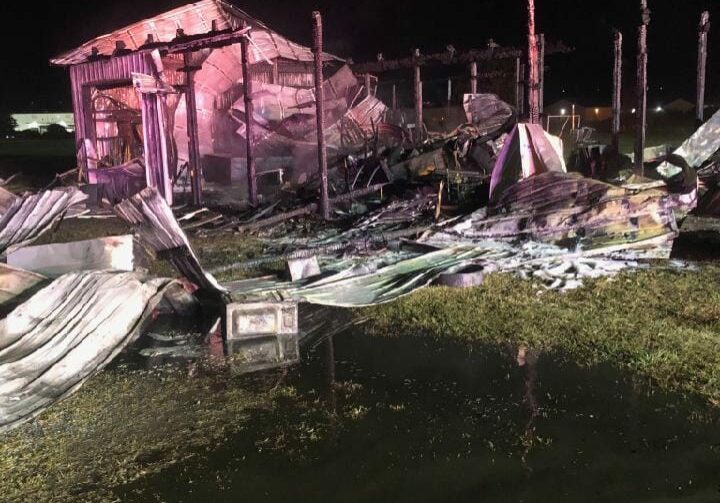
[240,27,257,207]
[612,31,623,152]
[413,48,423,142]
[183,52,203,205]
[635,0,650,175]
[697,11,710,124]
[364,73,372,97]
[517,59,526,118]
[312,11,330,220]
[527,0,540,124]
[539,33,546,116]
[469,60,478,94]
[447,78,452,108]
[392,84,397,110]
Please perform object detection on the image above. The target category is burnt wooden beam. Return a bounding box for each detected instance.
[612,31,623,152]
[351,41,572,74]
[413,49,424,142]
[312,11,330,220]
[364,73,372,97]
[392,84,397,110]
[527,0,540,125]
[635,0,650,175]
[183,53,203,206]
[697,11,710,124]
[167,26,252,54]
[239,24,258,207]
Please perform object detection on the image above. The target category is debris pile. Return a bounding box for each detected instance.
[0,87,716,434]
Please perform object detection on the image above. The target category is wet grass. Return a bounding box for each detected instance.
[364,266,720,404]
[0,362,287,502]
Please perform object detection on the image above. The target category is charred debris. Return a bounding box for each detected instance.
[0,1,717,431]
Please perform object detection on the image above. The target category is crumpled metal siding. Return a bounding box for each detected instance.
[0,271,175,433]
[0,188,88,257]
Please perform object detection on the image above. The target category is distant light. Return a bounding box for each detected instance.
[560,108,567,115]
[595,108,600,114]
[632,108,637,114]
[655,106,663,112]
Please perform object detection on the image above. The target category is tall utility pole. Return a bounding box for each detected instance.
[527,0,540,124]
[612,31,623,153]
[697,11,710,124]
[634,0,650,175]
[312,11,329,220]
[539,33,545,115]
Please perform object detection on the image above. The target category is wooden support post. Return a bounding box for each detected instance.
[539,33,545,115]
[392,84,397,110]
[364,73,372,97]
[697,11,710,124]
[516,59,526,117]
[447,78,452,108]
[240,29,257,207]
[413,49,423,142]
[635,0,650,175]
[527,0,540,124]
[612,31,623,152]
[272,60,279,85]
[183,53,203,206]
[469,61,478,94]
[312,11,330,220]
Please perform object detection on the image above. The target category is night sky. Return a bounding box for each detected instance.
[0,0,718,111]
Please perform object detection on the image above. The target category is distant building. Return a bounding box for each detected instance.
[583,106,613,123]
[11,113,75,133]
[545,99,585,119]
[545,100,613,124]
[665,98,695,114]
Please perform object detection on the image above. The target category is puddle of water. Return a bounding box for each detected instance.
[117,322,720,503]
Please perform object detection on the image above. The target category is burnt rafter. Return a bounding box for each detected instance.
[351,40,572,74]
[82,25,254,64]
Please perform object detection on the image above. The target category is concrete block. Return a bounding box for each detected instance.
[225,300,298,340]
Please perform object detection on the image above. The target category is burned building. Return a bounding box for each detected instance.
[51,0,387,205]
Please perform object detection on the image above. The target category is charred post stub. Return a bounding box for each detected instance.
[240,26,258,207]
[697,11,710,124]
[413,48,423,142]
[470,60,478,95]
[635,0,650,175]
[364,73,372,97]
[312,11,330,220]
[527,0,540,125]
[392,83,397,110]
[612,31,623,152]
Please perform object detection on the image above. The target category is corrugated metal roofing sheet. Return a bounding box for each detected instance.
[51,0,341,66]
[0,271,176,433]
[0,188,89,257]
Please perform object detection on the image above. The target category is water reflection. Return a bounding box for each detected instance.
[120,325,720,502]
